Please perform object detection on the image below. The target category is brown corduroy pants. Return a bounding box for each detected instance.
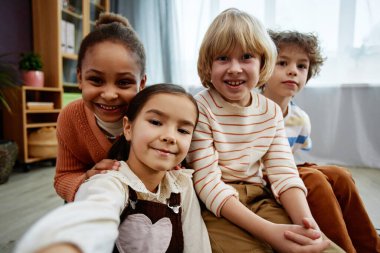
[202,183,344,252]
[298,163,380,253]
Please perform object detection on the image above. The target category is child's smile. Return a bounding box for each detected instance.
[95,102,127,114]
[224,80,246,88]
[124,93,197,177]
[78,41,145,123]
[211,45,261,107]
[151,146,177,157]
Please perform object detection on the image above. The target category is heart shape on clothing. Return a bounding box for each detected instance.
[116,213,172,253]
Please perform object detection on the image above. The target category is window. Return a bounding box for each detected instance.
[125,0,380,88]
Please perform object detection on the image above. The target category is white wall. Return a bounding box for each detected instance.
[293,86,380,169]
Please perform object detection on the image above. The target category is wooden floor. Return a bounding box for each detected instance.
[0,164,379,253]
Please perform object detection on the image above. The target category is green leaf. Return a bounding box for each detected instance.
[0,54,21,113]
[19,52,43,71]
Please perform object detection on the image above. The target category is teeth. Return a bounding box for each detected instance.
[226,81,244,86]
[99,104,119,110]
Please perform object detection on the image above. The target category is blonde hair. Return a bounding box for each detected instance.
[197,8,277,88]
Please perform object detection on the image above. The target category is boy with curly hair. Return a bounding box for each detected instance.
[262,30,380,253]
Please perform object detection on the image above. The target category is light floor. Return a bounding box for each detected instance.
[0,165,379,253]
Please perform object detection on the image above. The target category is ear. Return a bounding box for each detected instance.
[123,116,132,141]
[139,74,147,91]
[77,69,83,90]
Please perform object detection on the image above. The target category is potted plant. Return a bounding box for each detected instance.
[19,52,44,87]
[0,53,20,183]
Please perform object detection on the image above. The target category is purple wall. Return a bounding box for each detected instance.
[0,0,33,139]
[0,0,33,63]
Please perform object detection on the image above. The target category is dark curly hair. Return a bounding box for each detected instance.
[268,30,325,82]
[77,12,146,78]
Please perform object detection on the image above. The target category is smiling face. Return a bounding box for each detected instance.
[210,45,261,107]
[124,93,197,180]
[78,41,146,122]
[264,44,309,101]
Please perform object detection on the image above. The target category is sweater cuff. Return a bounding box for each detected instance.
[207,186,238,217]
[271,177,307,203]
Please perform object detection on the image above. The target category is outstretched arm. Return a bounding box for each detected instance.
[15,174,126,253]
[37,244,81,253]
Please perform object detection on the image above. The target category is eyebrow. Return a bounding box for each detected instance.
[145,109,195,127]
[85,69,136,76]
[84,69,105,75]
[278,55,309,63]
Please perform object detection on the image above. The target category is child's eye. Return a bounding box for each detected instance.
[298,64,308,70]
[148,119,162,126]
[88,76,103,86]
[277,60,287,66]
[178,128,192,135]
[242,53,253,60]
[216,55,228,61]
[118,79,136,88]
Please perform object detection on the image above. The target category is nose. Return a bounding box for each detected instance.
[227,59,242,74]
[100,87,118,100]
[160,128,176,144]
[287,64,298,77]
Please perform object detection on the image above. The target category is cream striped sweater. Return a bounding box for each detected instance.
[187,88,307,216]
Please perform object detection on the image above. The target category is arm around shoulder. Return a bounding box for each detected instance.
[54,100,93,201]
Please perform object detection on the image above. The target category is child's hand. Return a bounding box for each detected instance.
[282,217,326,247]
[267,223,330,253]
[85,159,120,179]
[301,217,319,230]
[37,243,81,253]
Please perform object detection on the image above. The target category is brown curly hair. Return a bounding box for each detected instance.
[268,30,325,82]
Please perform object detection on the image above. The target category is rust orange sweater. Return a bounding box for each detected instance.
[54,99,113,201]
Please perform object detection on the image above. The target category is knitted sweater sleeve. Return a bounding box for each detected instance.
[186,94,238,217]
[263,104,307,201]
[54,100,109,202]
[54,101,87,201]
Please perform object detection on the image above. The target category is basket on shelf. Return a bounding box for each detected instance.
[28,127,58,158]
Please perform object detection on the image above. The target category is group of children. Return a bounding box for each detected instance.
[15,8,379,253]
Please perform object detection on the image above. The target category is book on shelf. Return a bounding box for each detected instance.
[61,20,67,52]
[26,102,54,110]
[66,21,75,54]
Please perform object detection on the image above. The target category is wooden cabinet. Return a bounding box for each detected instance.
[3,87,62,164]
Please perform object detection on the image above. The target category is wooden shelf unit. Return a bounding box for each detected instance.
[2,86,62,164]
[2,0,110,166]
[32,0,110,93]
